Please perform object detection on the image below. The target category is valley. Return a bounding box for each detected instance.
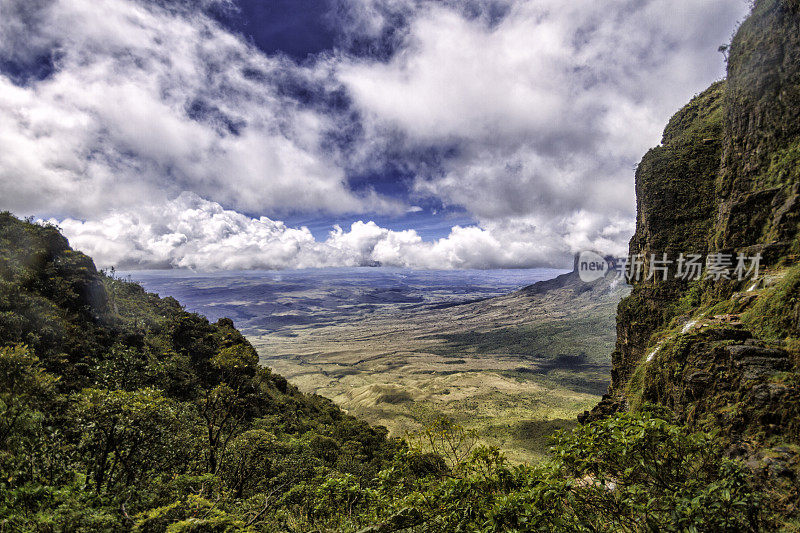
[129,267,627,463]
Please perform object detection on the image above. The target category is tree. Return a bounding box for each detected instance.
[406,416,477,472]
[0,345,56,449]
[197,384,249,475]
[71,388,189,491]
[219,429,276,498]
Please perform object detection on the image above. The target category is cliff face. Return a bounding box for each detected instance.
[589,0,800,489]
[609,82,726,390]
[716,0,800,260]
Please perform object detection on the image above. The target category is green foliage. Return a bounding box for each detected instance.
[406,416,478,471]
[212,344,259,374]
[269,409,765,533]
[0,214,779,531]
[0,345,56,447]
[0,213,397,531]
[550,406,763,532]
[327,409,766,533]
[742,265,800,342]
[134,494,249,533]
[71,387,189,492]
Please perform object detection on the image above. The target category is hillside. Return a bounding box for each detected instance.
[3,0,800,528]
[584,0,800,521]
[0,213,775,531]
[0,212,397,530]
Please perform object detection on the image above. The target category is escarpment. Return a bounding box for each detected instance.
[585,0,800,489]
[716,0,800,259]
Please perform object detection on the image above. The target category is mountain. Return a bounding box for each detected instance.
[0,212,772,532]
[3,0,799,528]
[584,0,800,516]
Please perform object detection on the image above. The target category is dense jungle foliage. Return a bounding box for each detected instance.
[0,215,776,531]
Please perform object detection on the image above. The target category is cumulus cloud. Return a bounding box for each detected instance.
[57,193,322,270]
[337,0,747,220]
[55,194,629,269]
[1,0,748,269]
[0,0,397,219]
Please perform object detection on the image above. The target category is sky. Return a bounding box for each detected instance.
[0,0,749,270]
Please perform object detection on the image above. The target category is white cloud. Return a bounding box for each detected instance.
[0,0,396,219]
[337,0,747,221]
[55,193,631,270]
[2,0,749,269]
[57,193,323,270]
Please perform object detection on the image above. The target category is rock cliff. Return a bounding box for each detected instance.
[585,0,800,508]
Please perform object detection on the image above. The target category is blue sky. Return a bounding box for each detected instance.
[213,0,340,60]
[0,0,749,269]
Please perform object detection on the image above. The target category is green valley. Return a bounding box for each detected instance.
[252,267,625,463]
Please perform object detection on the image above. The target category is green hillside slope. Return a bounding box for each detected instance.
[3,0,800,528]
[0,216,774,531]
[0,212,397,530]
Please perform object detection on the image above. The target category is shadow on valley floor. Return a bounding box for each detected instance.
[125,267,626,463]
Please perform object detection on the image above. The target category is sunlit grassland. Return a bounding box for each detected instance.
[252,274,627,463]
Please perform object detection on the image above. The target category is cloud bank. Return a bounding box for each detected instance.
[0,0,748,269]
[57,193,629,269]
[337,0,745,220]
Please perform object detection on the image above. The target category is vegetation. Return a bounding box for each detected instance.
[4,0,800,524]
[0,212,396,531]
[585,0,800,527]
[255,270,623,464]
[0,212,776,531]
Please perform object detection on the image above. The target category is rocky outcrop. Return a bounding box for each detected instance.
[601,82,728,399]
[585,1,800,496]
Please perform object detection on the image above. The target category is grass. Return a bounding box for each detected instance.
[252,278,626,464]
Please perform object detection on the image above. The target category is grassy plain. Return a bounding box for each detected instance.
[252,271,627,463]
